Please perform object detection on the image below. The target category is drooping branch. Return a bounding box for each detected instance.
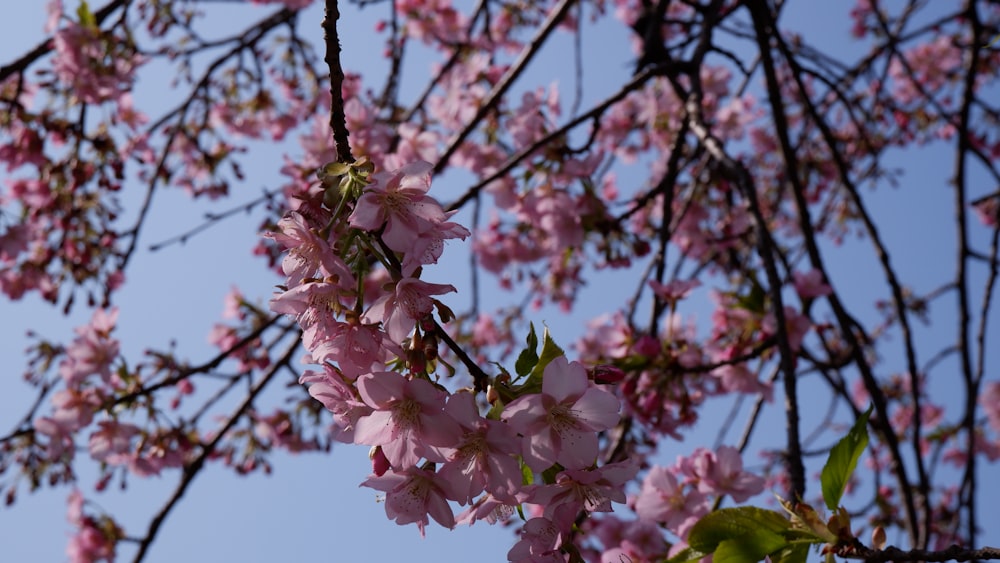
[432,0,578,176]
[129,335,300,563]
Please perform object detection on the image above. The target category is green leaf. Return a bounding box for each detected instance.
[528,325,565,380]
[665,547,710,563]
[520,459,534,486]
[713,529,787,563]
[514,323,539,378]
[821,405,872,510]
[688,507,790,554]
[769,542,811,563]
[76,0,97,28]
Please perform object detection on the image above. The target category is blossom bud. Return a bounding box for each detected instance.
[591,365,626,384]
[370,446,390,476]
[871,526,887,551]
[633,335,661,359]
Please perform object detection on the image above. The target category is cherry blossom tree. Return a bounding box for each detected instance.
[2,0,1000,562]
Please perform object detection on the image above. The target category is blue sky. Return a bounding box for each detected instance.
[1,2,998,562]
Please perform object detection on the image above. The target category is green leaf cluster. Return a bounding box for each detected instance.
[510,323,564,395]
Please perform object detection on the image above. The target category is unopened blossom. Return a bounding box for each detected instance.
[502,356,620,471]
[353,371,462,468]
[362,466,455,536]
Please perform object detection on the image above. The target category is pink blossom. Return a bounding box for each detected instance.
[299,366,371,443]
[633,465,709,538]
[304,320,399,380]
[648,279,701,303]
[66,490,118,563]
[502,356,620,471]
[266,211,349,288]
[507,517,566,563]
[59,307,120,388]
[434,392,522,504]
[88,420,141,466]
[353,371,462,468]
[362,466,455,536]
[399,218,471,276]
[348,161,448,254]
[683,446,765,503]
[792,269,832,299]
[526,459,638,520]
[455,491,520,526]
[52,23,142,105]
[270,277,356,333]
[363,277,456,343]
[981,381,1000,432]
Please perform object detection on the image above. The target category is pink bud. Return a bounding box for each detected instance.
[591,365,626,385]
[633,335,661,359]
[370,446,390,476]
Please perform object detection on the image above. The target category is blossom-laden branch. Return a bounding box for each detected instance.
[1,0,1000,562]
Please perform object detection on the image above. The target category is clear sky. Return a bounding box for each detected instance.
[1,2,997,562]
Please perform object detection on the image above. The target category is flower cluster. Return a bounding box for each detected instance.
[268,159,641,557]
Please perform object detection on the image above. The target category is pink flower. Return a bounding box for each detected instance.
[435,392,522,504]
[348,161,447,254]
[792,269,832,299]
[648,279,701,303]
[88,420,141,466]
[270,276,356,333]
[526,459,638,520]
[299,366,371,443]
[399,219,471,276]
[684,446,765,503]
[981,381,1000,432]
[633,465,709,538]
[266,211,350,288]
[502,356,620,471]
[363,277,456,343]
[507,517,566,563]
[304,320,399,380]
[455,491,519,526]
[362,466,455,536]
[66,490,119,563]
[58,307,120,388]
[353,371,462,468]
